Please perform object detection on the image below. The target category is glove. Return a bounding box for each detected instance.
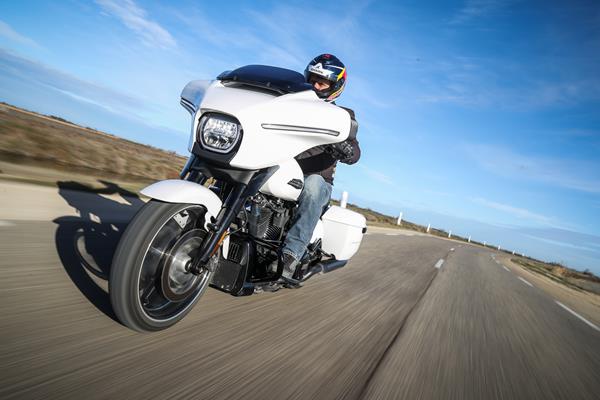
[327,141,355,162]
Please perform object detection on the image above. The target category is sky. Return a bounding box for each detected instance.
[1,0,599,273]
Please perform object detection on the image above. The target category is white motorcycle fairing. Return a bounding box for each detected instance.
[179,67,368,262]
[259,159,303,201]
[184,80,352,169]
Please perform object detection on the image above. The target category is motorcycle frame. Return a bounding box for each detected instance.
[181,154,344,296]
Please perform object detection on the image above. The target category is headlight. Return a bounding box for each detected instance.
[197,113,241,153]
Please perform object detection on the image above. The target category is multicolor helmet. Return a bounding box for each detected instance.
[304,54,347,102]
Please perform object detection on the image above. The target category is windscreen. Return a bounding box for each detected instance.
[217,65,313,95]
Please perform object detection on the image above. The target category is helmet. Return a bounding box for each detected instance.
[304,54,347,102]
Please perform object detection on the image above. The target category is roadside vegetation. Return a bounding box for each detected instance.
[511,258,600,295]
[0,102,185,189]
[1,102,598,292]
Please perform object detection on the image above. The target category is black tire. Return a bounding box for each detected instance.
[109,200,212,332]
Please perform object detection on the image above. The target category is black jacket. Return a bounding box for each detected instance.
[295,107,360,184]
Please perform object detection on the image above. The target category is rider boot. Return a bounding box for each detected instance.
[279,252,302,287]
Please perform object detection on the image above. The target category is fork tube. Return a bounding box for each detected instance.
[189,183,247,273]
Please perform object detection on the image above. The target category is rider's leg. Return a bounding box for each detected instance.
[280,174,332,279]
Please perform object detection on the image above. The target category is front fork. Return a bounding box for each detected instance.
[183,163,279,275]
[187,183,247,274]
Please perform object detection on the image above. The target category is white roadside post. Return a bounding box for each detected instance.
[340,191,348,209]
[448,230,452,238]
[497,245,501,251]
[397,212,403,226]
[426,223,431,233]
[468,235,471,243]
[512,251,515,255]
[483,241,487,247]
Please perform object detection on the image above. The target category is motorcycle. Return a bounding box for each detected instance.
[109,65,367,332]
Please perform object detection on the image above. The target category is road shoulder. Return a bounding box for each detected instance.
[499,254,600,327]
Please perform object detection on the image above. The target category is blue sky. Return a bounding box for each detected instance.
[1,0,599,272]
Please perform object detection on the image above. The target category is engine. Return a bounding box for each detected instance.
[247,193,290,242]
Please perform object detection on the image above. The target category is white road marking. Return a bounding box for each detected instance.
[0,220,15,227]
[503,265,510,272]
[434,259,444,269]
[518,277,533,287]
[385,233,399,236]
[555,301,600,332]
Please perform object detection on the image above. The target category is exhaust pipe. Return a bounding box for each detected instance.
[301,259,347,282]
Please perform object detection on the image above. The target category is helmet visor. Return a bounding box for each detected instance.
[307,74,333,98]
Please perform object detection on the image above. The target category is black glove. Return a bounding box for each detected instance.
[326,141,354,162]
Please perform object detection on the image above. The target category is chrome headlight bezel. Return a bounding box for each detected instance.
[196,112,242,154]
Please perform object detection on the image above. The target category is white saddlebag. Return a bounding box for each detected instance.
[321,206,367,260]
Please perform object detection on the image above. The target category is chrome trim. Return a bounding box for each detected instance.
[261,123,339,136]
[180,80,211,112]
[180,98,196,113]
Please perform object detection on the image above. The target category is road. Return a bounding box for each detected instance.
[1,181,599,399]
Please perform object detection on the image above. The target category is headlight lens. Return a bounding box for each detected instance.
[197,113,241,153]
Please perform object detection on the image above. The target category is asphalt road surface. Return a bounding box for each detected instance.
[1,182,599,399]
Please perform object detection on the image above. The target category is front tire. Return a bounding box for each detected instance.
[109,200,212,332]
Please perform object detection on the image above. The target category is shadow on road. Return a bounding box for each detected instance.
[53,180,144,322]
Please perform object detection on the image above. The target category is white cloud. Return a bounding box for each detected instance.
[169,2,388,109]
[464,144,600,193]
[0,20,41,48]
[413,55,600,110]
[0,48,144,116]
[360,165,396,186]
[95,0,176,49]
[470,197,556,226]
[345,75,395,109]
[48,86,118,114]
[522,234,598,253]
[450,0,509,24]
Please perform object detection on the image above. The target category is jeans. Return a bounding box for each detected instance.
[282,174,333,262]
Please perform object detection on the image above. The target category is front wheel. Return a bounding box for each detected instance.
[109,200,213,332]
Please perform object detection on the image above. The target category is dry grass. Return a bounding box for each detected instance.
[0,102,185,184]
[511,258,600,295]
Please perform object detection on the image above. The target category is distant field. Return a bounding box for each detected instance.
[0,102,185,190]
[1,102,598,293]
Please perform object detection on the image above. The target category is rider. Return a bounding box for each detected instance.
[279,53,361,285]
